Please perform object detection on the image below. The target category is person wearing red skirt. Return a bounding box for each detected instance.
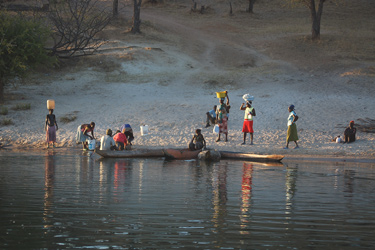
[240,101,256,145]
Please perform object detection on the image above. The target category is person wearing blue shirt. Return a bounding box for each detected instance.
[205,105,217,128]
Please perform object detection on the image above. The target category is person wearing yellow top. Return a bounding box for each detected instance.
[240,101,256,145]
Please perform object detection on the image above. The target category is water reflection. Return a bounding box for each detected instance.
[1,152,375,249]
[285,164,298,213]
[43,151,56,230]
[98,159,135,204]
[344,169,356,196]
[212,162,228,232]
[284,164,298,235]
[240,162,253,234]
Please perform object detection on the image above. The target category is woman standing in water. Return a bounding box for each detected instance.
[45,109,58,148]
[284,105,299,149]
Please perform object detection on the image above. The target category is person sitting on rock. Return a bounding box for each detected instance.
[189,129,206,150]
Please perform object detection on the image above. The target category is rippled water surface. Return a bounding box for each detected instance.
[1,150,375,249]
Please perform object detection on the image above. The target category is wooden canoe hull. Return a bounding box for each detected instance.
[95,149,165,158]
[95,149,284,163]
[163,148,202,160]
[95,148,201,160]
[220,151,284,162]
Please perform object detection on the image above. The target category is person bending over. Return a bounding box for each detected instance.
[113,130,128,150]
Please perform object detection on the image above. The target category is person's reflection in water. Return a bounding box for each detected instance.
[79,152,95,188]
[98,159,133,204]
[113,160,132,202]
[344,169,355,196]
[239,162,253,234]
[284,164,298,232]
[43,151,56,230]
[212,163,228,235]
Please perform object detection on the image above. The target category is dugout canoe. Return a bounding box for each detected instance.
[95,149,165,158]
[220,151,284,162]
[163,148,203,160]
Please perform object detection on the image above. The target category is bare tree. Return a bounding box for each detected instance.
[291,0,328,41]
[247,0,256,13]
[131,0,142,33]
[113,0,119,17]
[48,0,112,57]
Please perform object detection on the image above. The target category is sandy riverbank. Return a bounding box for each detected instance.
[0,2,374,158]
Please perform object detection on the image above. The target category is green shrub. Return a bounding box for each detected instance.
[0,12,56,101]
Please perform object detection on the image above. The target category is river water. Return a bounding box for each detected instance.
[1,150,375,249]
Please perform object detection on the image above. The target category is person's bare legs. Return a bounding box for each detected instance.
[216,134,221,142]
[242,133,246,145]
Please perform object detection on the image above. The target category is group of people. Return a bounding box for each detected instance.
[75,122,134,150]
[44,93,357,150]
[202,91,357,150]
[204,91,257,146]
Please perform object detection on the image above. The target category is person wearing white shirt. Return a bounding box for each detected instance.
[100,129,117,150]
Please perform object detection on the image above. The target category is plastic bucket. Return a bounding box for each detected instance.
[216,91,227,98]
[242,94,254,102]
[140,125,149,136]
[88,139,96,150]
[47,99,55,109]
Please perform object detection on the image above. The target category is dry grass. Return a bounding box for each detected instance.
[12,103,31,111]
[1,118,13,126]
[0,106,8,115]
[356,118,375,133]
[60,112,78,124]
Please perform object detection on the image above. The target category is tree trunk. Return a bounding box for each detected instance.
[131,0,142,34]
[247,0,255,13]
[309,0,325,41]
[113,0,118,18]
[0,78,4,104]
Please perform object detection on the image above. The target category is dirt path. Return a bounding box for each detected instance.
[141,8,272,71]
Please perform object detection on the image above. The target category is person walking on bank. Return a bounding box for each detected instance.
[240,101,256,145]
[284,105,299,149]
[45,109,58,148]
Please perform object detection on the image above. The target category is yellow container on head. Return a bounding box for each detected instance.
[216,91,227,98]
[47,99,55,109]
